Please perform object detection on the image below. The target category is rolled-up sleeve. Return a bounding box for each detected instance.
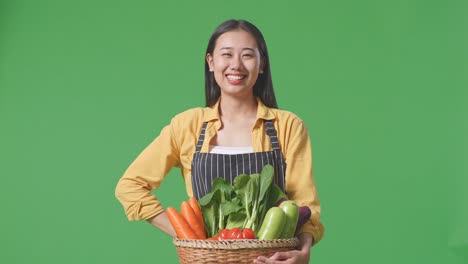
[115,120,180,221]
[284,119,325,246]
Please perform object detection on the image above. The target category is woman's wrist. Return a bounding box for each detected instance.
[298,232,313,251]
[146,211,177,237]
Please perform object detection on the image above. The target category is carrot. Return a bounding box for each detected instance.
[188,197,206,236]
[181,201,206,239]
[165,207,198,239]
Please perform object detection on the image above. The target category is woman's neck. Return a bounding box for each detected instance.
[218,95,257,121]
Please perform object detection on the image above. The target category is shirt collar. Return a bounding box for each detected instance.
[203,97,276,122]
[255,97,276,120]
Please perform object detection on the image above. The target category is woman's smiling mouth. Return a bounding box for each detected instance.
[226,74,246,80]
[226,74,246,85]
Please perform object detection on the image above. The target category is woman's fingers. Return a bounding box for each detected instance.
[254,250,309,264]
[254,251,294,264]
[270,251,292,260]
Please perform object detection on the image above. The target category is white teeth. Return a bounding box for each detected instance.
[227,75,244,80]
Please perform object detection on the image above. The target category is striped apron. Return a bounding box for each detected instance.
[191,120,287,200]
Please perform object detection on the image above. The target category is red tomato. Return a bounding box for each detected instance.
[216,228,256,240]
[217,229,230,240]
[228,228,242,239]
[241,228,256,239]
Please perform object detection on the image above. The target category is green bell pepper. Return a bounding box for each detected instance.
[279,200,299,238]
[257,207,286,240]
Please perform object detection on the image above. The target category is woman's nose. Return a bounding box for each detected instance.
[230,56,243,70]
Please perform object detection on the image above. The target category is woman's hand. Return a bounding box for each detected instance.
[253,233,313,264]
[253,249,310,264]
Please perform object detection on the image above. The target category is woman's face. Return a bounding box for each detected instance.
[206,29,263,98]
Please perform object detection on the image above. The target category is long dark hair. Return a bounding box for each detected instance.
[204,19,278,108]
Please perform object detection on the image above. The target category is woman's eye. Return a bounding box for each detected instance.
[243,54,254,58]
[222,53,232,57]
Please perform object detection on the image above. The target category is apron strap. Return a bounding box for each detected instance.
[264,120,280,150]
[195,122,208,153]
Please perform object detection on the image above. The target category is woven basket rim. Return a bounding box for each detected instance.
[173,238,300,250]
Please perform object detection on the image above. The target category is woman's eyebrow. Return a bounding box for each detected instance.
[219,47,255,52]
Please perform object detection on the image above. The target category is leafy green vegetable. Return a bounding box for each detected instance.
[198,178,236,237]
[199,165,287,237]
[199,189,220,237]
[240,166,279,233]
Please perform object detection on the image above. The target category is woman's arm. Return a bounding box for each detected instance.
[115,122,180,221]
[146,211,177,237]
[282,118,325,245]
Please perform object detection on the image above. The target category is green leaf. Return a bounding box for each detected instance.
[233,174,250,191]
[233,174,251,210]
[199,189,221,237]
[212,177,233,194]
[201,200,219,237]
[244,174,260,229]
[198,189,216,206]
[226,211,247,229]
[231,196,241,205]
[259,165,274,202]
[268,184,288,204]
[214,177,234,204]
[249,174,260,203]
[220,201,243,216]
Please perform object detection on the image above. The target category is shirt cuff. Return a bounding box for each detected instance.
[125,200,165,221]
[299,219,325,246]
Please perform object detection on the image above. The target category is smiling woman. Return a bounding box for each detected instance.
[115,19,324,264]
[206,30,263,99]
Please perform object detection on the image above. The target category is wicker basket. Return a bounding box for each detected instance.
[173,238,299,264]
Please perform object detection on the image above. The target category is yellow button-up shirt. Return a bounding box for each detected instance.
[115,98,325,245]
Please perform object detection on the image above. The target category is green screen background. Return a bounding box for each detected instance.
[1,0,466,263]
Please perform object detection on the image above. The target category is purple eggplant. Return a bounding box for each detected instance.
[295,206,312,235]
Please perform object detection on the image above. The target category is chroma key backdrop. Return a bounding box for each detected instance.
[1,0,466,263]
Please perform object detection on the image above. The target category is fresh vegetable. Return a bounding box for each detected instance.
[275,197,288,207]
[217,228,230,240]
[295,206,312,235]
[214,228,256,240]
[241,228,256,239]
[257,207,286,240]
[227,228,242,239]
[181,201,206,239]
[279,201,299,238]
[198,178,240,237]
[199,165,287,237]
[275,198,313,235]
[188,197,205,235]
[166,207,198,239]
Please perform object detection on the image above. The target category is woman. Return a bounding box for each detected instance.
[115,19,324,263]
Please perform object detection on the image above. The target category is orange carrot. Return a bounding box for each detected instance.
[166,207,198,239]
[188,197,206,236]
[181,201,206,239]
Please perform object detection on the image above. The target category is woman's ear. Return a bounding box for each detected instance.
[259,58,265,74]
[206,53,214,72]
